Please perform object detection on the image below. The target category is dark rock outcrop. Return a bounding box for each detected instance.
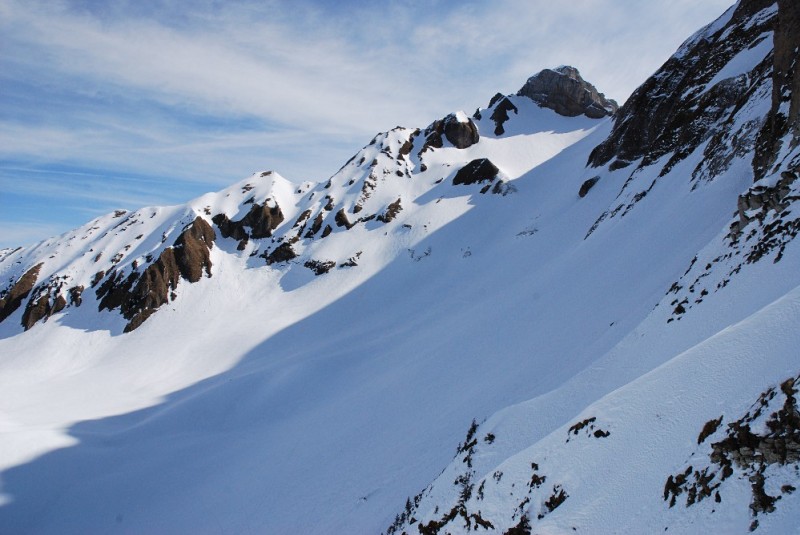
[518,66,617,119]
[22,291,66,331]
[420,113,480,155]
[265,242,297,265]
[173,216,215,283]
[729,170,798,240]
[579,176,600,198]
[0,263,43,324]
[490,97,519,136]
[443,113,480,149]
[377,198,403,223]
[68,285,84,306]
[212,201,284,242]
[304,259,336,276]
[305,213,325,238]
[753,0,800,179]
[95,216,216,332]
[781,0,800,136]
[18,275,84,330]
[453,159,500,186]
[589,0,776,174]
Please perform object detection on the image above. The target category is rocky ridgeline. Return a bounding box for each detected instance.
[478,65,617,137]
[0,263,44,325]
[584,0,781,240]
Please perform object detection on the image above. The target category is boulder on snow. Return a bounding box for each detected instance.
[579,176,601,198]
[420,113,480,155]
[453,158,500,185]
[443,112,480,149]
[518,66,618,119]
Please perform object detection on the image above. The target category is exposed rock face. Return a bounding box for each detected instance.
[578,176,600,198]
[783,0,800,135]
[729,170,798,240]
[754,0,800,179]
[420,113,480,153]
[212,201,284,245]
[22,293,67,330]
[0,263,42,324]
[265,242,297,265]
[490,97,519,136]
[589,0,776,174]
[20,277,76,331]
[334,209,354,229]
[173,216,215,283]
[517,66,618,119]
[68,285,84,306]
[443,113,480,149]
[305,213,325,238]
[376,198,403,223]
[304,259,336,276]
[95,216,216,332]
[453,159,500,186]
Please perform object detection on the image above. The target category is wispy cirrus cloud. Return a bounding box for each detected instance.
[0,0,734,248]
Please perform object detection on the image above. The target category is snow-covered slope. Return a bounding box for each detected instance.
[0,1,798,533]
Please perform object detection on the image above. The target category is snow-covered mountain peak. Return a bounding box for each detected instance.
[2,2,800,533]
[0,78,608,335]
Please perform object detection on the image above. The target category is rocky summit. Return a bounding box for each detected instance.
[517,65,619,119]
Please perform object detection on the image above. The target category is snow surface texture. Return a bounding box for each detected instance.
[1,1,799,533]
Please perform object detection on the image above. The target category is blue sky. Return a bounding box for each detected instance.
[1,0,734,248]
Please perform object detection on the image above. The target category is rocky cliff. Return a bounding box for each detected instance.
[517,66,618,119]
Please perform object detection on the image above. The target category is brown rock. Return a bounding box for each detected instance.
[173,216,215,283]
[579,176,600,198]
[518,66,617,119]
[334,209,354,229]
[443,113,480,149]
[754,0,800,178]
[490,97,518,136]
[453,159,500,186]
[265,242,297,265]
[306,213,324,238]
[0,263,43,324]
[377,199,403,223]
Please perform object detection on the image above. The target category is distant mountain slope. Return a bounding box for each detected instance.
[387,1,800,533]
[0,0,798,533]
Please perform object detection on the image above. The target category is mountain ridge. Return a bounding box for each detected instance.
[1,1,799,533]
